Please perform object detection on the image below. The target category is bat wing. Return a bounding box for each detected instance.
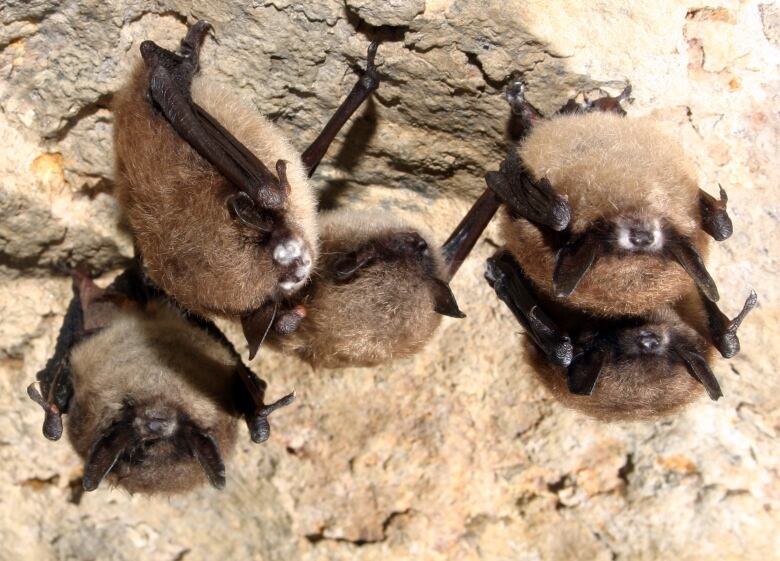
[140,28,288,213]
[485,251,573,366]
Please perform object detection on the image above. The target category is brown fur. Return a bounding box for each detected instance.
[67,305,238,493]
[502,112,710,316]
[530,306,713,421]
[270,210,446,368]
[113,62,318,316]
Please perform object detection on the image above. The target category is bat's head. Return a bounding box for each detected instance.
[77,396,231,494]
[535,308,720,421]
[280,211,461,367]
[504,112,716,315]
[67,307,239,494]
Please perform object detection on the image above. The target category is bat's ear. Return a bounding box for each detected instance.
[331,248,377,281]
[83,423,134,491]
[241,301,278,360]
[431,278,465,319]
[553,232,601,298]
[567,348,606,396]
[674,346,723,401]
[185,429,226,489]
[667,235,719,302]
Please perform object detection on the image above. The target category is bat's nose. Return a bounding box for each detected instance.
[135,408,178,438]
[636,331,660,352]
[628,228,654,248]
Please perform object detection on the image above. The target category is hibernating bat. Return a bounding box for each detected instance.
[112,21,380,352]
[486,250,756,420]
[264,188,502,368]
[27,264,293,493]
[489,81,733,317]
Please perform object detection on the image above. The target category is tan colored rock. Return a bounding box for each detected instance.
[346,0,426,27]
[0,1,778,560]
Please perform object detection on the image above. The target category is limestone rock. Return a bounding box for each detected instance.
[0,1,778,560]
[345,0,426,27]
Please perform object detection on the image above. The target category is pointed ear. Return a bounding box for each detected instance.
[331,248,377,281]
[553,233,601,298]
[674,346,723,401]
[667,236,719,302]
[241,301,278,360]
[430,278,466,318]
[567,348,606,396]
[83,423,135,492]
[186,429,226,489]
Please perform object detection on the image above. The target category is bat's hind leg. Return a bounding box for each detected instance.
[301,41,381,176]
[485,150,571,232]
[558,83,632,115]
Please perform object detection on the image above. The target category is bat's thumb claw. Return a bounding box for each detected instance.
[246,391,296,444]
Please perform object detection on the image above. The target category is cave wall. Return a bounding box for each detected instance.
[0,1,778,559]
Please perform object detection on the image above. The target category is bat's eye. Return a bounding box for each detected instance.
[388,232,429,256]
[636,330,661,353]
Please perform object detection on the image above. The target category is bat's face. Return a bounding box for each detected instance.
[503,211,712,316]
[611,215,665,253]
[503,111,713,316]
[326,230,462,320]
[611,322,671,358]
[275,226,461,368]
[78,396,232,494]
[548,312,720,420]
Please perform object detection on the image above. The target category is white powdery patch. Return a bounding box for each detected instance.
[273,239,303,265]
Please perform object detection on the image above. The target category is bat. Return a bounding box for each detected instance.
[485,250,756,420]
[264,188,502,367]
[27,263,293,493]
[489,80,734,317]
[112,21,381,353]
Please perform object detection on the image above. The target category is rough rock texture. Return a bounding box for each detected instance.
[0,1,778,560]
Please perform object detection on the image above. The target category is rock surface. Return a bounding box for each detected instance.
[0,1,778,560]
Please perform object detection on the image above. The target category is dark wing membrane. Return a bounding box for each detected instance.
[485,150,571,232]
[567,348,607,396]
[485,251,573,367]
[553,232,601,298]
[674,346,723,401]
[83,421,136,491]
[141,35,286,211]
[667,235,719,302]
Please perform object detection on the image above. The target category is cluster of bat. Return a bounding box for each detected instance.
[27,21,755,495]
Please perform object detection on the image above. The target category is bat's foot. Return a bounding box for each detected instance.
[140,20,212,99]
[505,74,542,139]
[558,83,633,116]
[274,237,313,294]
[179,20,212,65]
[360,41,381,93]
